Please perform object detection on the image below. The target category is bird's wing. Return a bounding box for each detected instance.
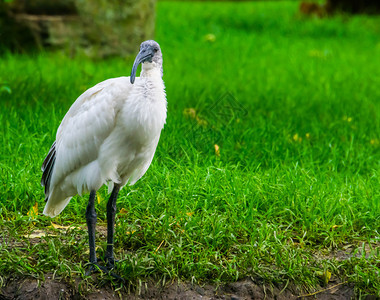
[49,77,130,190]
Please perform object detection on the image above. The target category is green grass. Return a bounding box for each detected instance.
[1,0,379,296]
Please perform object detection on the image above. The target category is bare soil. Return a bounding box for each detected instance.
[0,276,362,300]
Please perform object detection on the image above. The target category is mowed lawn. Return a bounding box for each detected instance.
[0,0,379,296]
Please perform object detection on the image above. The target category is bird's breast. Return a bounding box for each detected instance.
[120,78,167,144]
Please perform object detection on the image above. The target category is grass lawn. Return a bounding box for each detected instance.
[0,0,379,297]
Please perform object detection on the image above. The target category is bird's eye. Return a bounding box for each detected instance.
[154,47,158,52]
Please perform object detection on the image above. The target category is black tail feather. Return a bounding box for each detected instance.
[41,141,56,202]
[41,151,55,186]
[42,141,56,171]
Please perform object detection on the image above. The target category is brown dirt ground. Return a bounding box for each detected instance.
[0,276,364,300]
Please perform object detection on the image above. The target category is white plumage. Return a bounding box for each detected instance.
[41,40,166,273]
[43,75,166,217]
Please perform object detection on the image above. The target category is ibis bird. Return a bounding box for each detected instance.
[41,40,167,273]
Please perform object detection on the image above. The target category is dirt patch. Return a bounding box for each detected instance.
[0,277,72,300]
[0,276,360,300]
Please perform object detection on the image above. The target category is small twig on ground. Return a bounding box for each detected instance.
[297,281,348,298]
[155,240,165,253]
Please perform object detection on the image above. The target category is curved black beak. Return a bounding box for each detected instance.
[130,48,155,84]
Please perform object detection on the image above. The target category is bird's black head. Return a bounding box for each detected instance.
[130,40,162,84]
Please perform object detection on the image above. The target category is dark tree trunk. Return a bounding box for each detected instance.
[327,0,380,14]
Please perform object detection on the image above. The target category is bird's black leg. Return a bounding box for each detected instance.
[85,190,108,275]
[86,190,98,265]
[105,184,120,269]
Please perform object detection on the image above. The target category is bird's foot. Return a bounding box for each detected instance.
[85,262,125,283]
[105,256,119,270]
[85,262,109,276]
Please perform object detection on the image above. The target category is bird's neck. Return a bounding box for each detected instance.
[140,67,162,81]
[141,61,163,81]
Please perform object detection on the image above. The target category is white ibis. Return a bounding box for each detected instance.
[41,40,167,273]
